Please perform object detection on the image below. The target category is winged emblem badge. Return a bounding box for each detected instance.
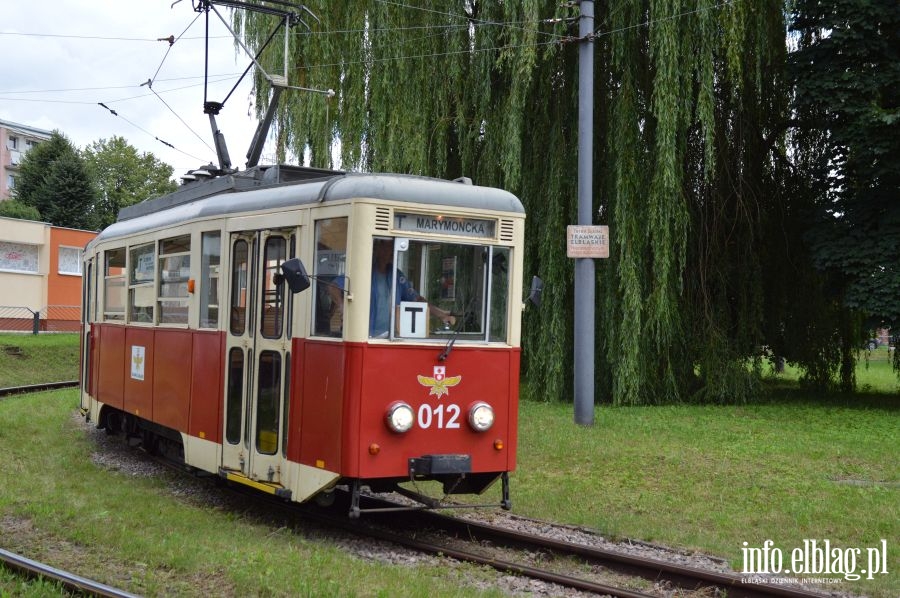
[417,366,461,399]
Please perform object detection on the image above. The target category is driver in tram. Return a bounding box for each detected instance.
[369,238,454,337]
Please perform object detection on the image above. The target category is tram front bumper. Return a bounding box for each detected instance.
[408,454,471,477]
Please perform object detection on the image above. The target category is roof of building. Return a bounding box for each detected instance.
[0,119,53,139]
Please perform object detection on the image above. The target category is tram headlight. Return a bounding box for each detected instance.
[467,401,494,432]
[385,402,415,433]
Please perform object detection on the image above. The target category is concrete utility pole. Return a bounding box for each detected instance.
[574,0,595,426]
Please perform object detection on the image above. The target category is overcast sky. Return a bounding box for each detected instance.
[0,0,296,177]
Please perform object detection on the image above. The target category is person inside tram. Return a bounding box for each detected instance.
[369,238,455,337]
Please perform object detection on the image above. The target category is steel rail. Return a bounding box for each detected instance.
[324,515,656,598]
[208,482,653,597]
[0,547,139,598]
[356,496,829,598]
[0,380,79,398]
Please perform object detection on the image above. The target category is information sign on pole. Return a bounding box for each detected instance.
[567,225,609,259]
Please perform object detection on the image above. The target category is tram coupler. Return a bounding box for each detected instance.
[501,471,511,510]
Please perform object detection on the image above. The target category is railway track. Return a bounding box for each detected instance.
[348,495,831,598]
[223,486,831,598]
[0,547,138,598]
[0,380,78,398]
[328,498,822,598]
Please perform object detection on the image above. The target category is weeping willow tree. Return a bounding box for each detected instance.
[234,1,839,404]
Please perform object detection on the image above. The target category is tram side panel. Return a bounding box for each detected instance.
[188,330,224,444]
[123,328,154,421]
[96,324,126,411]
[289,338,347,475]
[152,329,192,432]
[91,324,225,446]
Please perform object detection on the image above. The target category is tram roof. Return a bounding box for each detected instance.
[93,165,523,246]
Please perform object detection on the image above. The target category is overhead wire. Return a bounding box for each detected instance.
[95,102,207,164]
[148,12,202,88]
[140,11,217,159]
[0,74,245,96]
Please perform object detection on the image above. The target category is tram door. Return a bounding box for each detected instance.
[222,229,292,485]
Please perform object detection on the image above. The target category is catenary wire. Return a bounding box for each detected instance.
[149,12,203,88]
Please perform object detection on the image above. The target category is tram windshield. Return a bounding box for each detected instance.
[369,237,510,342]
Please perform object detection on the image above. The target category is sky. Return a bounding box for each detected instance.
[0,0,298,177]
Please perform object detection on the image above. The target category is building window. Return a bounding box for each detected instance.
[6,136,18,151]
[7,174,15,190]
[58,246,82,275]
[0,242,38,273]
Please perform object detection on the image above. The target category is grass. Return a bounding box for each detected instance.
[1,334,897,596]
[0,333,80,387]
[515,396,898,597]
[0,391,508,597]
[0,565,67,597]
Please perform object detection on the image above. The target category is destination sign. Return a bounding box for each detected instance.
[394,212,496,239]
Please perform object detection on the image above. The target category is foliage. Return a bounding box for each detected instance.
[82,136,177,229]
[14,131,98,230]
[0,199,41,221]
[233,1,865,403]
[789,0,900,327]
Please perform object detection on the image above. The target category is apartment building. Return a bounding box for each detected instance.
[1,119,53,201]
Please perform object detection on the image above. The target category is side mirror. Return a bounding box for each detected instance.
[527,276,543,307]
[280,258,311,294]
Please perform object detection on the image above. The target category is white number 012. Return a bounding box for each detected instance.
[417,404,461,429]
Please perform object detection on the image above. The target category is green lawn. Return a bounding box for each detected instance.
[514,394,898,597]
[0,333,80,387]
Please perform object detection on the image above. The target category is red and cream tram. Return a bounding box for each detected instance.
[79,165,529,515]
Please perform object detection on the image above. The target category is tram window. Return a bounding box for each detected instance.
[225,348,243,445]
[313,218,347,337]
[371,239,510,342]
[200,232,221,328]
[103,248,126,321]
[255,351,281,455]
[489,247,510,342]
[83,261,91,324]
[158,235,190,324]
[261,236,286,339]
[230,240,249,335]
[128,243,155,323]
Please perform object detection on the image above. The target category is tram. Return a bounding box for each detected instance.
[79,164,533,515]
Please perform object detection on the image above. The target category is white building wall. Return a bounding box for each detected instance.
[0,217,49,311]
